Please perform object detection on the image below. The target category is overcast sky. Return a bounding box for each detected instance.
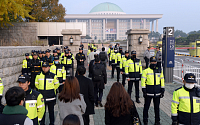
[59,0,199,34]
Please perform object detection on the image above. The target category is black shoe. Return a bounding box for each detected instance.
[144,122,148,125]
[95,104,98,107]
[136,98,141,103]
[98,101,103,107]
[154,121,161,125]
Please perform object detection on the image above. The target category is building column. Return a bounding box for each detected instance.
[89,19,92,37]
[103,19,105,40]
[156,19,158,32]
[117,19,119,40]
[151,20,154,32]
[143,19,146,29]
[130,19,132,29]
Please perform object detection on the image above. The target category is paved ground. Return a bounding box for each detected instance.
[44,49,183,125]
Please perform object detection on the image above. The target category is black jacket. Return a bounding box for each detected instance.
[30,59,41,73]
[91,63,107,89]
[75,52,86,66]
[105,101,141,125]
[76,75,95,115]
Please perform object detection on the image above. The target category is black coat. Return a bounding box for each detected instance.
[105,101,141,125]
[76,75,95,115]
[91,63,107,89]
[75,52,86,66]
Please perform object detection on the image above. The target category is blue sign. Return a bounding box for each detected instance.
[166,37,175,67]
[162,38,166,66]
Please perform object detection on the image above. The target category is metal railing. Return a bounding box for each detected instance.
[174,58,200,85]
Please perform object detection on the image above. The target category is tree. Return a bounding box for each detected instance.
[29,0,65,22]
[148,31,161,38]
[85,35,92,39]
[174,30,187,38]
[0,0,34,27]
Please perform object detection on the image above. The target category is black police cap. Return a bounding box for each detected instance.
[42,51,45,54]
[64,50,69,54]
[125,50,129,54]
[150,56,157,62]
[68,49,71,51]
[54,56,59,60]
[31,50,35,53]
[33,52,37,55]
[131,51,136,55]
[42,62,49,67]
[79,48,83,50]
[119,47,123,50]
[184,73,197,83]
[90,48,93,51]
[25,53,29,56]
[53,50,57,53]
[17,74,30,83]
[46,49,51,53]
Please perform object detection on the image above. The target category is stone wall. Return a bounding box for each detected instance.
[0,46,59,104]
[0,23,40,46]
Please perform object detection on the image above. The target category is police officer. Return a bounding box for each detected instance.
[42,51,46,58]
[35,62,59,125]
[80,42,84,49]
[60,46,68,60]
[125,51,142,103]
[116,47,122,82]
[18,74,45,125]
[107,45,114,66]
[87,48,91,57]
[171,73,200,125]
[110,48,118,79]
[56,47,61,58]
[120,50,130,87]
[38,51,43,61]
[0,78,4,103]
[143,47,151,68]
[22,53,31,75]
[88,42,91,50]
[156,46,162,68]
[76,48,86,68]
[93,43,97,52]
[53,49,58,59]
[30,52,41,89]
[141,56,165,125]
[61,50,73,77]
[43,49,54,66]
[50,56,66,92]
[92,57,107,107]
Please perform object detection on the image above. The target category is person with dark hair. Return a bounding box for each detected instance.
[105,82,141,125]
[99,47,108,69]
[0,86,33,125]
[58,76,86,125]
[18,74,45,125]
[61,50,73,77]
[88,48,97,66]
[22,53,31,75]
[88,54,99,78]
[43,49,54,66]
[110,48,118,79]
[63,114,80,125]
[35,62,60,125]
[107,45,114,66]
[92,57,107,107]
[76,66,95,125]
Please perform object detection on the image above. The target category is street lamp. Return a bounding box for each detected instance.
[70,36,73,45]
[138,35,143,44]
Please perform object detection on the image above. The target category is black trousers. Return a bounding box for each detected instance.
[116,66,120,82]
[111,64,116,78]
[143,97,160,122]
[128,80,139,98]
[58,84,64,93]
[30,73,37,89]
[145,58,149,68]
[122,74,126,87]
[82,114,90,125]
[94,87,103,105]
[40,101,55,125]
[157,62,161,68]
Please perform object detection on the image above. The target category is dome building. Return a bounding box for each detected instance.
[65,2,162,41]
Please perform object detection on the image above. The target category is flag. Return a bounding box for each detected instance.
[110,29,116,33]
[105,29,110,33]
[141,19,143,23]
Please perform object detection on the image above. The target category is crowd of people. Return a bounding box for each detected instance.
[0,43,199,125]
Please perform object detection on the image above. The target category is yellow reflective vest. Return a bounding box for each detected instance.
[50,64,66,85]
[110,52,117,64]
[171,86,200,124]
[24,89,45,122]
[107,48,114,56]
[141,67,165,97]
[0,78,4,96]
[87,50,91,56]
[125,58,142,81]
[35,71,59,102]
[116,53,121,67]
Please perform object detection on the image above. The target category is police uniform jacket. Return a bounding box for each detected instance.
[43,55,54,65]
[110,52,117,65]
[141,67,165,97]
[61,55,73,68]
[125,58,142,81]
[30,59,41,74]
[0,78,3,98]
[120,56,130,73]
[35,71,59,102]
[24,88,45,124]
[171,86,200,125]
[76,52,86,66]
[156,50,162,62]
[50,64,66,84]
[143,50,151,59]
[22,58,31,75]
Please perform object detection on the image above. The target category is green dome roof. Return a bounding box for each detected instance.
[89,2,124,14]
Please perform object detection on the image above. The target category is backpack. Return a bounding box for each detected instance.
[99,52,107,61]
[92,64,102,81]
